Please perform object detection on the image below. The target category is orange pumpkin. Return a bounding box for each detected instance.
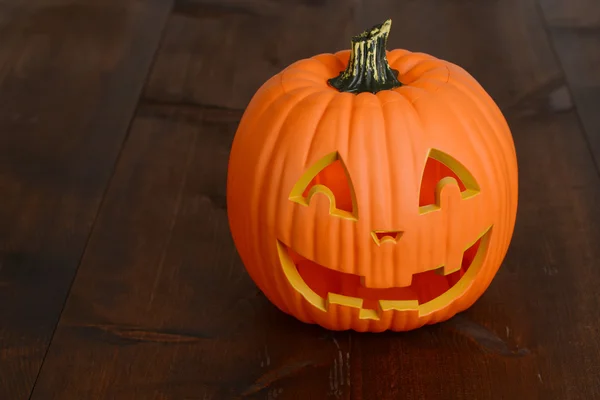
[227,20,518,332]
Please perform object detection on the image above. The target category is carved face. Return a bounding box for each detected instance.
[227,49,518,332]
[278,148,491,319]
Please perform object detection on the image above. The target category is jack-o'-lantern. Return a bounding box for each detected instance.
[226,20,518,332]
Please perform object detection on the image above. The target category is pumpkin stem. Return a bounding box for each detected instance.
[328,19,402,94]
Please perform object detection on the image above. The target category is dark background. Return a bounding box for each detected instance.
[1,0,599,399]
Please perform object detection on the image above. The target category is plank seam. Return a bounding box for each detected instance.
[27,3,177,398]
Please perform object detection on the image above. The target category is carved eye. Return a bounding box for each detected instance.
[419,148,480,212]
[289,152,358,220]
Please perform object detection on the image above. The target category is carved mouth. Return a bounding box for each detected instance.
[277,227,492,319]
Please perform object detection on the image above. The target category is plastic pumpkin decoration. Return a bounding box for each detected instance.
[227,20,518,332]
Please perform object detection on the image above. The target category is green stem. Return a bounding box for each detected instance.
[328,19,402,94]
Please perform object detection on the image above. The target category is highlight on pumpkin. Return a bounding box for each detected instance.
[419,148,481,212]
[277,226,493,320]
[289,152,358,220]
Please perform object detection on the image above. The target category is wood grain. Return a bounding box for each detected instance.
[30,104,352,399]
[143,0,358,110]
[6,0,600,398]
[537,0,600,166]
[355,0,562,112]
[0,1,173,399]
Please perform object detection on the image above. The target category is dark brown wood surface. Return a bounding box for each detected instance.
[538,0,600,164]
[0,1,173,398]
[2,0,599,399]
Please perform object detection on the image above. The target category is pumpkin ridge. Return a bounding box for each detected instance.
[372,94,396,286]
[238,84,310,227]
[310,53,347,76]
[449,75,516,214]
[446,73,517,180]
[300,94,340,172]
[303,93,340,287]
[341,94,356,278]
[388,52,442,80]
[254,87,325,313]
[274,87,336,318]
[442,77,516,253]
[432,86,501,286]
[380,96,414,289]
[386,48,412,66]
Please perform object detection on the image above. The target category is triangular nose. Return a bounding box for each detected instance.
[371,230,403,245]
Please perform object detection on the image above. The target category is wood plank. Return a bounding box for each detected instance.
[29,2,358,397]
[0,1,173,399]
[539,0,600,26]
[29,0,600,399]
[356,0,561,111]
[350,1,600,398]
[143,0,357,110]
[30,104,352,399]
[537,0,600,164]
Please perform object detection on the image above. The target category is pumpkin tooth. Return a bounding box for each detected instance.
[359,308,380,320]
[434,265,462,276]
[326,292,363,310]
[362,273,413,288]
[379,299,419,312]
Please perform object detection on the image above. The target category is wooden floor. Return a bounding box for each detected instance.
[1,0,599,399]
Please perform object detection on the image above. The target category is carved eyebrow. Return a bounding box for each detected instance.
[289,152,358,221]
[418,148,481,213]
